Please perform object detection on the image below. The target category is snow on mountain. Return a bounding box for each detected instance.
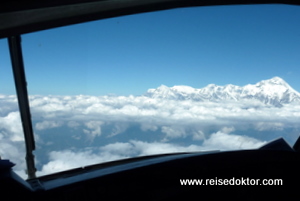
[144,77,300,107]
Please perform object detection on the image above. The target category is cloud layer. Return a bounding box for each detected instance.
[1,94,299,178]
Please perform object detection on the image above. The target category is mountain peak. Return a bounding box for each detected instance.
[258,76,288,86]
[270,76,285,82]
[253,77,297,97]
[145,77,300,107]
[171,85,196,93]
[157,84,169,90]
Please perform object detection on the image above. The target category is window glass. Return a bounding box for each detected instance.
[2,4,300,178]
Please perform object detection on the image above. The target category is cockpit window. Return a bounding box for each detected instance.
[1,4,300,178]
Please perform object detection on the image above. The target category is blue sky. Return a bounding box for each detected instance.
[1,4,300,96]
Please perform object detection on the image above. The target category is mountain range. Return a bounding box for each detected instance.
[144,77,300,107]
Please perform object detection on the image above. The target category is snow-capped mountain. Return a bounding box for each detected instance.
[144,77,300,107]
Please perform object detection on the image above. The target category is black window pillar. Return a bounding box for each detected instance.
[8,35,36,179]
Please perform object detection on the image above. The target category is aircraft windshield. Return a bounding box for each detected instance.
[1,4,300,178]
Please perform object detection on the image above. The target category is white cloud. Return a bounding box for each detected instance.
[100,142,137,156]
[192,130,205,140]
[108,123,129,137]
[38,149,102,174]
[0,111,24,142]
[221,126,235,134]
[0,95,19,115]
[161,126,186,140]
[0,137,27,178]
[202,132,266,150]
[83,121,103,141]
[254,122,284,131]
[140,123,158,132]
[129,140,201,155]
[35,120,63,130]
